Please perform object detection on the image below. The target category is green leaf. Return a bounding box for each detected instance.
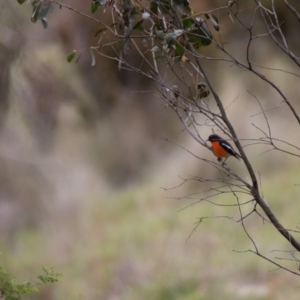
[67,52,76,63]
[133,19,144,31]
[31,2,41,23]
[182,15,194,29]
[92,0,106,12]
[91,2,100,13]
[174,42,184,57]
[188,33,211,47]
[17,0,26,4]
[205,13,220,31]
[90,49,96,66]
[188,18,213,47]
[95,28,107,37]
[38,266,61,284]
[150,0,158,15]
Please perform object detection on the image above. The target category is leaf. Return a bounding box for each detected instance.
[188,33,211,47]
[41,17,48,29]
[172,0,191,15]
[156,30,165,40]
[150,0,158,15]
[31,2,41,23]
[162,43,169,52]
[205,13,220,31]
[109,22,118,28]
[31,1,52,24]
[95,28,107,37]
[174,42,184,57]
[164,32,177,43]
[133,19,144,31]
[150,45,161,52]
[90,49,96,66]
[67,52,76,63]
[91,2,100,13]
[174,29,184,37]
[17,0,26,4]
[91,0,106,13]
[182,15,194,29]
[188,18,213,47]
[200,21,213,40]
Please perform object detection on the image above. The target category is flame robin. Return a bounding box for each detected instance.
[207,134,241,162]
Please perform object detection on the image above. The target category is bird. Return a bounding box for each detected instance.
[207,134,241,163]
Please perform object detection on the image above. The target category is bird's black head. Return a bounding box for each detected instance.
[207,134,222,142]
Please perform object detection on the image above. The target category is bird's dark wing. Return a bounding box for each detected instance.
[220,140,241,159]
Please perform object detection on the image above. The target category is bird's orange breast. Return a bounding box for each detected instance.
[210,141,230,158]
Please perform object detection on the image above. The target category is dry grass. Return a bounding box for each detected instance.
[1,159,300,300]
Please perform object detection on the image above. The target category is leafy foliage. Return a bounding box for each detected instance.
[92,0,107,14]
[38,266,61,284]
[22,0,219,57]
[31,0,52,28]
[0,265,37,300]
[0,265,60,300]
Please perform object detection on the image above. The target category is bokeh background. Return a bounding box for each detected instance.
[1,0,300,299]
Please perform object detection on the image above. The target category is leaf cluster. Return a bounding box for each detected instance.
[0,265,37,300]
[0,265,60,300]
[18,0,219,63]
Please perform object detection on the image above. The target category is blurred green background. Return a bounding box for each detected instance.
[1,0,300,299]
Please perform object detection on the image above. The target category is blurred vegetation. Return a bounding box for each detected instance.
[0,264,60,300]
[0,0,299,299]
